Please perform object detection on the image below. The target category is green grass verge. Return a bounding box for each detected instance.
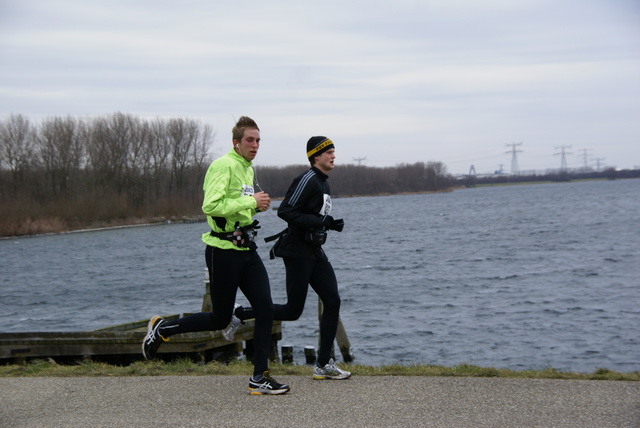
[1,359,638,381]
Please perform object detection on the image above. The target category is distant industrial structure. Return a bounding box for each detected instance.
[461,142,615,179]
[352,157,366,166]
[555,145,573,172]
[506,142,523,175]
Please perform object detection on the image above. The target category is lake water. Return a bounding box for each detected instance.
[1,179,639,373]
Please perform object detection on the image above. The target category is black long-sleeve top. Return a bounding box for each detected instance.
[276,167,332,260]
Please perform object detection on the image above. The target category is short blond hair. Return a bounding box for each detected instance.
[232,116,259,142]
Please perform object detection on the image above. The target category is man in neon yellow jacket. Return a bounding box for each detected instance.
[142,116,290,395]
[201,136,266,250]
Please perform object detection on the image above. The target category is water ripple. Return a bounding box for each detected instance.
[1,179,639,373]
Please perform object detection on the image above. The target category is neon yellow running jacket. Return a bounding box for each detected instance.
[201,149,258,250]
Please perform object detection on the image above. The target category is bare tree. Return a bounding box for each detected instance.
[425,161,450,191]
[147,119,172,200]
[167,118,211,197]
[0,114,37,195]
[166,118,190,195]
[86,112,134,193]
[192,123,214,172]
[37,115,85,197]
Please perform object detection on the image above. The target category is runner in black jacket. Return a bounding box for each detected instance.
[235,136,351,380]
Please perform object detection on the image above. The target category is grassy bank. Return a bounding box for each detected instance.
[1,359,637,381]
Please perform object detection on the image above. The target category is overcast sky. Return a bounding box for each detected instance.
[1,0,638,175]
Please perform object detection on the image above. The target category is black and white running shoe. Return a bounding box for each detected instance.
[248,371,290,395]
[313,358,351,380]
[142,316,168,360]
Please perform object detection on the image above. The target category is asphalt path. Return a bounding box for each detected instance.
[1,376,638,427]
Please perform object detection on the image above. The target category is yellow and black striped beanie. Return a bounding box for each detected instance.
[306,136,334,161]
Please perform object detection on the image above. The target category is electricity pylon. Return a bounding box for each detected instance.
[555,146,572,171]
[578,148,592,169]
[506,142,523,175]
[352,157,366,165]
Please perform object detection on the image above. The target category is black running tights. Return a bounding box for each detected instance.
[161,246,274,375]
[239,257,341,366]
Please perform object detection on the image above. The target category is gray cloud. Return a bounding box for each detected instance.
[1,0,638,174]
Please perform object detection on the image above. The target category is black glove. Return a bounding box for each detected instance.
[322,215,334,227]
[329,218,344,232]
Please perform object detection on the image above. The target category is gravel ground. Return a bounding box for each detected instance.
[1,376,638,427]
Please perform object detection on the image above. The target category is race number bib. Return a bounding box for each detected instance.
[320,194,332,216]
[242,184,255,196]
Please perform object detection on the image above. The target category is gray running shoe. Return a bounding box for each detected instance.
[142,316,168,360]
[248,371,290,395]
[222,304,244,341]
[313,358,351,380]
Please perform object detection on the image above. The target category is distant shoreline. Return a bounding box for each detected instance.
[0,189,457,239]
[2,178,635,239]
[0,217,205,241]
